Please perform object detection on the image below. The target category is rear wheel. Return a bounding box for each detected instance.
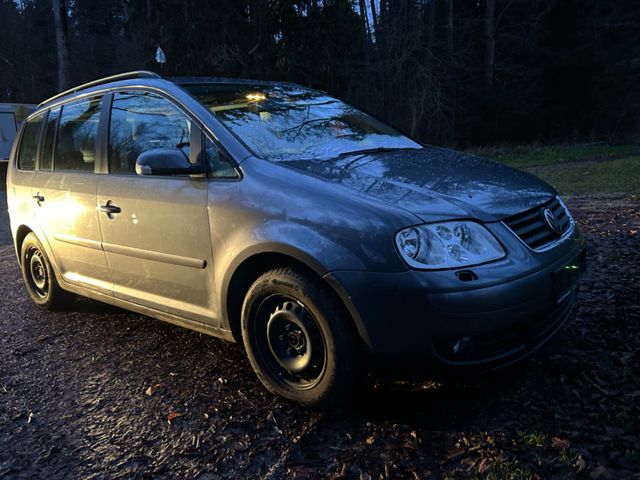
[241,267,363,407]
[20,233,73,309]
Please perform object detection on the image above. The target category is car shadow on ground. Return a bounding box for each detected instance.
[63,296,127,314]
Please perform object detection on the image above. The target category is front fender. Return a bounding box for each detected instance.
[215,219,367,309]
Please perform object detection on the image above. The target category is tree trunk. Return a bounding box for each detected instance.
[446,0,455,142]
[379,0,390,115]
[426,0,436,52]
[446,0,454,60]
[357,0,371,106]
[51,0,70,91]
[592,0,601,48]
[484,0,495,90]
[369,0,378,39]
[359,0,371,42]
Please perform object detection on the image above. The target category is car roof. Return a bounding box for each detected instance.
[168,76,302,89]
[37,71,304,110]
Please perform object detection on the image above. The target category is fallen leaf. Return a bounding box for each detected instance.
[167,412,182,423]
[446,447,466,462]
[476,457,490,474]
[551,437,571,449]
[145,383,163,396]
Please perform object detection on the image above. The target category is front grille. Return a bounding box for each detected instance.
[503,197,572,250]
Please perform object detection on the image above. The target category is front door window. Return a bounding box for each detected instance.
[108,91,192,174]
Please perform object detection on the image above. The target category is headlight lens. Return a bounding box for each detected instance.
[395,221,505,269]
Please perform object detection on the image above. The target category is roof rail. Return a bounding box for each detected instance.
[38,70,162,108]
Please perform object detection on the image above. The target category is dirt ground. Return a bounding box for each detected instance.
[0,195,638,479]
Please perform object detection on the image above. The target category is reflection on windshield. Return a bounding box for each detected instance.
[186,85,421,162]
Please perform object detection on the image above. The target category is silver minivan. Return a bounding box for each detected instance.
[7,72,585,406]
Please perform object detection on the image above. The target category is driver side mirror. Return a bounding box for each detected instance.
[135,148,204,176]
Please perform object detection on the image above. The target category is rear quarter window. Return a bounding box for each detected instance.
[16,115,44,171]
[40,107,60,171]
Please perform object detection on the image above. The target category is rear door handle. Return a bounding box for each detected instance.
[98,201,121,218]
[99,204,121,214]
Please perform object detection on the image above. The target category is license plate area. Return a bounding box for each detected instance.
[553,248,586,303]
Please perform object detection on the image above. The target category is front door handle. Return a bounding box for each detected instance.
[98,201,121,218]
[32,194,45,204]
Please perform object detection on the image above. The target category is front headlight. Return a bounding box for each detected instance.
[395,221,505,269]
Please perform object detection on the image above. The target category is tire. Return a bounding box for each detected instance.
[241,267,363,407]
[20,232,73,310]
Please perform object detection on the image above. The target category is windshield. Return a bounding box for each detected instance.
[184,83,421,162]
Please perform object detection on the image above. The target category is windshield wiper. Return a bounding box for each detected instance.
[337,146,420,157]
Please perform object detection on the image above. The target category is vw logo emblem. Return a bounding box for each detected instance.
[543,208,562,235]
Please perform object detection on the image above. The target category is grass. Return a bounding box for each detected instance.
[475,458,536,480]
[472,143,640,168]
[525,156,640,195]
[517,429,547,449]
[470,143,640,195]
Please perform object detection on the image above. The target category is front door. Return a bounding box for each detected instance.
[32,97,112,294]
[97,91,215,323]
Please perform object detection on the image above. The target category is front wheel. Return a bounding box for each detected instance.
[241,267,363,407]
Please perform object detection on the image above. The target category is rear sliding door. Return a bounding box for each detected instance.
[32,96,112,294]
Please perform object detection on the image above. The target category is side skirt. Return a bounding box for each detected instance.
[59,280,236,343]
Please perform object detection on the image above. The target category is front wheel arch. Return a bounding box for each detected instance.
[241,266,364,405]
[224,250,371,353]
[225,252,331,344]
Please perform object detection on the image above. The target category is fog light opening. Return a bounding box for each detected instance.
[456,270,478,282]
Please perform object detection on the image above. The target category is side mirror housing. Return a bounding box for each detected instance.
[135,148,204,176]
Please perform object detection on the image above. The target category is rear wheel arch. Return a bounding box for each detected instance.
[14,226,62,281]
[19,231,73,309]
[15,225,34,265]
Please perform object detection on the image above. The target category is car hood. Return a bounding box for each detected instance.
[280,146,556,222]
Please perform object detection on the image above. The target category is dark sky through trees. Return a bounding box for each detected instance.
[0,0,639,146]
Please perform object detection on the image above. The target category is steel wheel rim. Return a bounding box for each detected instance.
[254,295,327,391]
[26,246,49,298]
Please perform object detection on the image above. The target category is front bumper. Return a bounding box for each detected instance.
[325,240,585,377]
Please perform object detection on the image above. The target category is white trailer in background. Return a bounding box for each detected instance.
[1,103,36,161]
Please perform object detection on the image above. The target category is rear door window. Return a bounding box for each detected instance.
[16,115,44,171]
[54,96,102,172]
